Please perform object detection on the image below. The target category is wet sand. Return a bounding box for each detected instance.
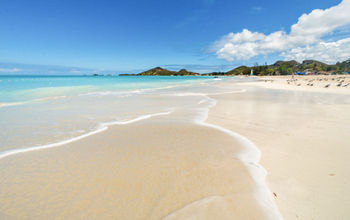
[0,116,279,219]
[207,81,350,219]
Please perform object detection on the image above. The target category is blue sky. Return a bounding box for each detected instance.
[0,0,348,74]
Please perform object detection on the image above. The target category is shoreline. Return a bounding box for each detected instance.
[0,77,219,152]
[0,85,247,159]
[0,82,282,219]
[2,77,349,219]
[207,79,350,219]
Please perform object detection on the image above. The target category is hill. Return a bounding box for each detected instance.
[138,67,199,76]
[226,66,251,75]
[120,59,350,76]
[225,59,350,76]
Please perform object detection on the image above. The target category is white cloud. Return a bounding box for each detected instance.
[282,37,350,63]
[0,68,21,73]
[211,0,350,63]
[290,0,350,37]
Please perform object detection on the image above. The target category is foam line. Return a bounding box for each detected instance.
[103,111,171,125]
[77,83,195,97]
[0,96,67,108]
[162,89,246,97]
[0,101,27,107]
[165,90,281,219]
[191,94,283,219]
[0,111,171,160]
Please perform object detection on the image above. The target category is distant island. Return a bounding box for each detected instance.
[118,59,350,76]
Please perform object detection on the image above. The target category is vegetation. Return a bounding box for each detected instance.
[138,67,200,76]
[224,59,350,76]
[226,66,251,75]
[119,59,350,76]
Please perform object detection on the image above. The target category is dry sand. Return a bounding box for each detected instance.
[256,74,350,94]
[207,79,350,219]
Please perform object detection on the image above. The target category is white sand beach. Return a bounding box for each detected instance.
[2,0,350,218]
[208,77,350,219]
[1,77,350,219]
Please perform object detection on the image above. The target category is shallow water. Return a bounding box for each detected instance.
[0,75,213,102]
[0,75,237,155]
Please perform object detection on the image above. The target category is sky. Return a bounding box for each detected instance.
[0,0,349,74]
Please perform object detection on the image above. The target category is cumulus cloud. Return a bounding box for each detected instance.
[282,38,350,62]
[211,0,350,63]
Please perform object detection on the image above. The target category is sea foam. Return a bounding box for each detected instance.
[162,89,282,220]
[0,111,171,159]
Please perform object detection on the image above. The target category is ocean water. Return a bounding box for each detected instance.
[0,75,218,155]
[0,75,214,103]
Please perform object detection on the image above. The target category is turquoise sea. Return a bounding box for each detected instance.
[0,75,214,103]
[0,75,218,156]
